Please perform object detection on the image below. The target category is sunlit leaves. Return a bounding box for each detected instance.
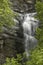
[3,58,21,65]
[35,1,43,21]
[0,0,15,32]
[26,48,43,65]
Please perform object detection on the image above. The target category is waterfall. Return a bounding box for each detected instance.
[14,12,38,57]
[22,13,38,57]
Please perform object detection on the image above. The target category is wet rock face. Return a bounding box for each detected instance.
[11,0,36,13]
[14,16,25,54]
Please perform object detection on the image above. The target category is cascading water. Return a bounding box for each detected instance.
[22,13,38,57]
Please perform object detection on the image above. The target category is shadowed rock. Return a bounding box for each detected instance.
[10,0,36,13]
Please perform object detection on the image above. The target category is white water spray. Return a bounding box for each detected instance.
[22,13,38,57]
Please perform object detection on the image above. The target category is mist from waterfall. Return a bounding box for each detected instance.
[22,13,38,57]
